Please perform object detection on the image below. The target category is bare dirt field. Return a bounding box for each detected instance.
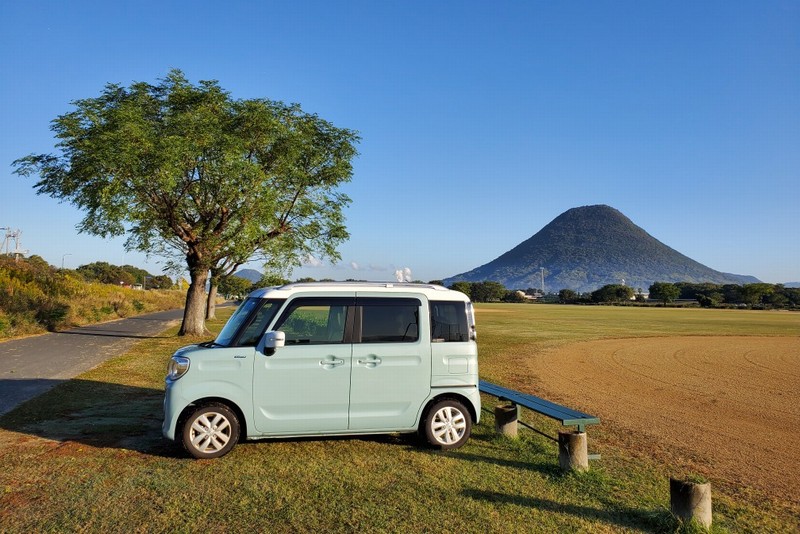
[526,336,800,505]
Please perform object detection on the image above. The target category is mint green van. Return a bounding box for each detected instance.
[163,282,480,458]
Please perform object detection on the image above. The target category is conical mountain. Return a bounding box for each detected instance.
[444,205,758,292]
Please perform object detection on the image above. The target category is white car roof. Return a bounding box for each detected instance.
[247,282,470,302]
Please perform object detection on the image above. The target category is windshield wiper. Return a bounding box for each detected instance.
[198,340,225,348]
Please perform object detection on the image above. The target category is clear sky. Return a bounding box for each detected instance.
[1,1,798,284]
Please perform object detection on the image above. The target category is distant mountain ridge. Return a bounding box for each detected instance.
[234,268,262,283]
[444,205,759,293]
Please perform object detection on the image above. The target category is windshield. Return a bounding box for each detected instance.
[214,298,283,347]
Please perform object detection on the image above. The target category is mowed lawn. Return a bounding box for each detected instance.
[1,304,798,532]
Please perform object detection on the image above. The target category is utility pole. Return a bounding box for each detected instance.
[2,228,28,261]
[540,267,545,294]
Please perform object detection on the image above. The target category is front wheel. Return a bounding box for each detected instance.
[181,403,240,459]
[422,399,472,449]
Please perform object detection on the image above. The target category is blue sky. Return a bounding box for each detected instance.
[1,1,798,284]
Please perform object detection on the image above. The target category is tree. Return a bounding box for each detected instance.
[14,70,359,335]
[648,282,680,305]
[147,275,174,290]
[218,275,253,299]
[558,289,578,304]
[740,283,774,307]
[502,290,526,303]
[77,262,136,286]
[591,284,634,303]
[469,281,507,303]
[449,281,472,298]
[256,272,291,288]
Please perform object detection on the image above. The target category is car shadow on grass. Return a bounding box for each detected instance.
[0,378,179,458]
[0,378,429,459]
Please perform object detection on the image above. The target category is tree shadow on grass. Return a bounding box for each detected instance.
[0,378,179,458]
[463,489,676,532]
[453,451,563,478]
[56,329,173,340]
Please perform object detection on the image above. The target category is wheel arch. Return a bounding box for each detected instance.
[177,397,248,440]
[420,391,478,426]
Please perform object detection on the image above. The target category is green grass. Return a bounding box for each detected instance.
[476,304,799,385]
[0,305,797,532]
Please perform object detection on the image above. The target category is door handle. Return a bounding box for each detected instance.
[357,356,382,368]
[319,356,345,369]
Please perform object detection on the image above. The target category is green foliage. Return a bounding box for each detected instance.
[14,69,359,335]
[218,275,254,298]
[78,262,133,285]
[0,256,184,338]
[591,284,634,303]
[471,281,508,302]
[448,281,508,302]
[257,273,291,287]
[648,282,680,304]
[448,281,472,298]
[558,289,578,303]
[502,290,527,303]
[147,275,174,290]
[675,282,798,309]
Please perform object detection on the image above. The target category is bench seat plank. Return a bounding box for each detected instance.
[479,380,600,428]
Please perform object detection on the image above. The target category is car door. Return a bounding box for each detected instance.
[252,296,355,434]
[348,295,432,431]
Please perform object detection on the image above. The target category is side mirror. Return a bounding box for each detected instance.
[263,330,285,356]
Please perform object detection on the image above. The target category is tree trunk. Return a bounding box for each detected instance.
[179,268,210,336]
[206,282,218,320]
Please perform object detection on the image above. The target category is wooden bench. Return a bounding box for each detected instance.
[479,380,600,432]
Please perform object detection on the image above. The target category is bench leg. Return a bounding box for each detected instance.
[670,478,712,529]
[494,404,518,438]
[558,431,589,472]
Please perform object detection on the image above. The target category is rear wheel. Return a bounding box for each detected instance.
[422,399,472,449]
[181,403,240,459]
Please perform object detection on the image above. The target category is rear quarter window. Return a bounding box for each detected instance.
[430,301,469,342]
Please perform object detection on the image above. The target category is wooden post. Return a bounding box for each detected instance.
[670,478,712,529]
[494,404,518,438]
[558,430,589,472]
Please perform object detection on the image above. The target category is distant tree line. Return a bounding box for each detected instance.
[76,262,173,290]
[556,281,800,309]
[672,282,799,309]
[219,275,800,311]
[446,281,527,303]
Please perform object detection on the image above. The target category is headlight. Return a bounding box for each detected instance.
[167,356,190,380]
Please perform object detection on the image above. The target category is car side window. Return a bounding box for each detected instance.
[361,303,419,343]
[274,299,350,345]
[430,301,468,342]
[236,301,283,346]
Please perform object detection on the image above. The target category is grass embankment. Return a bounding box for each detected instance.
[0,257,185,339]
[1,305,798,532]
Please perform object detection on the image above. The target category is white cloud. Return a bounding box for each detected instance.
[303,255,324,268]
[394,267,412,282]
[350,261,360,270]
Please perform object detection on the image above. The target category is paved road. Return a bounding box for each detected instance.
[0,309,184,416]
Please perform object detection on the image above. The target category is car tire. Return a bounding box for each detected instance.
[181,403,240,459]
[422,399,471,450]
